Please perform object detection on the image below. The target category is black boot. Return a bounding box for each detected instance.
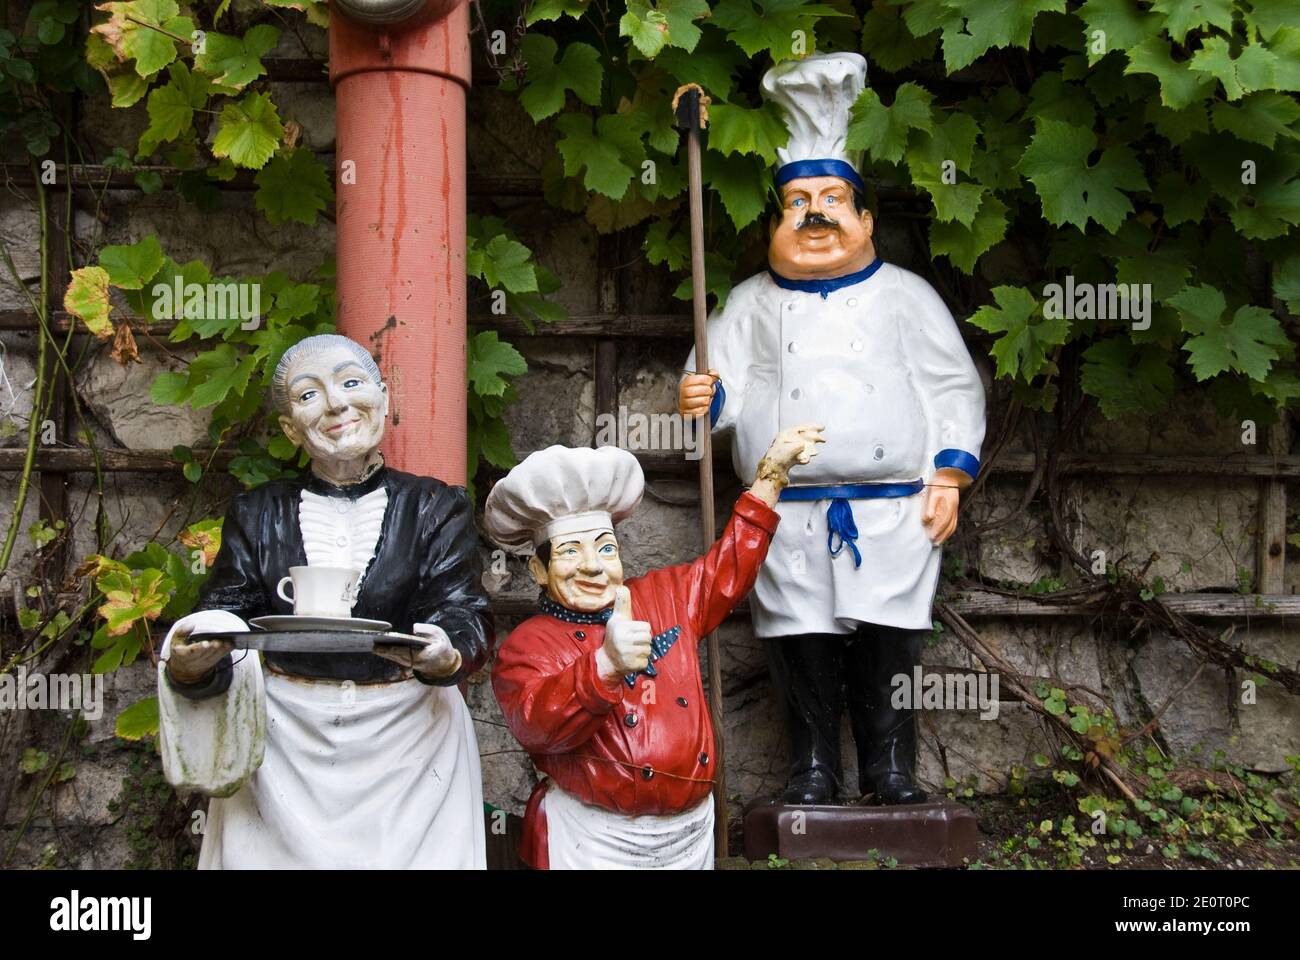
[765,634,844,805]
[847,626,928,805]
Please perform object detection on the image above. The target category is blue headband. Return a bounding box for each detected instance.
[775,159,865,193]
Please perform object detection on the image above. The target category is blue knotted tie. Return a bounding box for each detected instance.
[826,498,862,568]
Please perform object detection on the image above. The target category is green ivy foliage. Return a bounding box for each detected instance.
[495,0,1300,422]
[0,1,567,739]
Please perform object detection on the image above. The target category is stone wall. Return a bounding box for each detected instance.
[1,7,1296,868]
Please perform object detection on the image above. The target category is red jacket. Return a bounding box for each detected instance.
[492,492,780,868]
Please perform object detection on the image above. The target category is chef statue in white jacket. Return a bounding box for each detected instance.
[679,53,986,806]
[156,334,491,868]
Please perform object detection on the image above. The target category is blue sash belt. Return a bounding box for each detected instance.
[778,480,925,568]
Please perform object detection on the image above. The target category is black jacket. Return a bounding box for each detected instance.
[174,465,491,693]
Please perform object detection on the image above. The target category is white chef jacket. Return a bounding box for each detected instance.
[686,261,986,635]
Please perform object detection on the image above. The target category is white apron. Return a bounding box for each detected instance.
[543,783,714,870]
[158,611,486,869]
[754,493,940,636]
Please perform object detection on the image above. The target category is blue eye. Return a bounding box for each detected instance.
[791,198,806,207]
[825,195,838,205]
[298,389,317,403]
[599,544,616,555]
[343,378,362,388]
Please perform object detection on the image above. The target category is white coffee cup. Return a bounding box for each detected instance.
[276,565,361,618]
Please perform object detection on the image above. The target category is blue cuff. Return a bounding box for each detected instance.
[708,379,726,427]
[934,449,980,480]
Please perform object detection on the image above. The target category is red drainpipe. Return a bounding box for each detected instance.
[330,0,471,486]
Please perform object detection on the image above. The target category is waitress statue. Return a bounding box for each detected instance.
[156,334,491,868]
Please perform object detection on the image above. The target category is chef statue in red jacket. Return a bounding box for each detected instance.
[487,426,823,869]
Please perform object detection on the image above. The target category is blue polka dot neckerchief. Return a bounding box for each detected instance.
[536,592,682,687]
[537,592,612,625]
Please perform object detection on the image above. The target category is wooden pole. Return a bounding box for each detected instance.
[674,84,727,858]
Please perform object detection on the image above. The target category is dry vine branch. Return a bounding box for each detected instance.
[935,601,1141,803]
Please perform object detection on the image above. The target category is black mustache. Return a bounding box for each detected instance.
[797,213,840,230]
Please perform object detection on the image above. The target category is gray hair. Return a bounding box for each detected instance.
[271,334,384,413]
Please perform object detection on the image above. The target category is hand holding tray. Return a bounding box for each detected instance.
[186,629,429,654]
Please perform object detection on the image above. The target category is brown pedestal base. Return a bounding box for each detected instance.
[743,800,979,868]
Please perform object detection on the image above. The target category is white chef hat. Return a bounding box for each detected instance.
[761,52,868,194]
[483,445,645,553]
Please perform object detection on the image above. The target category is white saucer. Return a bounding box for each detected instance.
[249,614,393,633]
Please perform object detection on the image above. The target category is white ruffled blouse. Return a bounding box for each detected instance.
[296,485,390,582]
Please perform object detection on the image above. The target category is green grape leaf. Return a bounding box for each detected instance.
[97,567,170,638]
[480,235,539,293]
[1189,37,1279,101]
[904,113,984,225]
[518,34,602,121]
[212,91,283,169]
[254,148,334,225]
[527,0,590,24]
[188,344,258,408]
[114,696,160,740]
[1244,0,1300,40]
[1077,0,1160,63]
[1152,172,1212,226]
[1081,337,1175,418]
[906,112,980,176]
[468,330,527,397]
[967,285,1071,381]
[619,0,709,57]
[99,236,164,290]
[1151,0,1234,44]
[554,112,641,199]
[1026,73,1096,129]
[64,266,114,339]
[476,415,518,470]
[1273,253,1300,312]
[149,371,190,405]
[194,24,279,91]
[847,83,934,165]
[106,70,149,107]
[1124,37,1216,110]
[672,250,733,304]
[1230,154,1300,240]
[1144,101,1209,145]
[934,0,1067,73]
[711,0,849,61]
[1268,26,1300,91]
[859,3,937,73]
[137,61,210,157]
[1170,285,1290,381]
[1018,119,1148,232]
[707,101,789,163]
[507,291,567,329]
[702,150,768,230]
[929,193,1009,272]
[644,219,689,271]
[1210,92,1300,148]
[928,183,985,226]
[268,282,321,323]
[93,0,192,78]
[656,26,745,99]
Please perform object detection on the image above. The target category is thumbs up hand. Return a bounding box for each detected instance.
[595,586,653,682]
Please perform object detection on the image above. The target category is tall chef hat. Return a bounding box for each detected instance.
[761,52,868,194]
[483,445,645,553]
